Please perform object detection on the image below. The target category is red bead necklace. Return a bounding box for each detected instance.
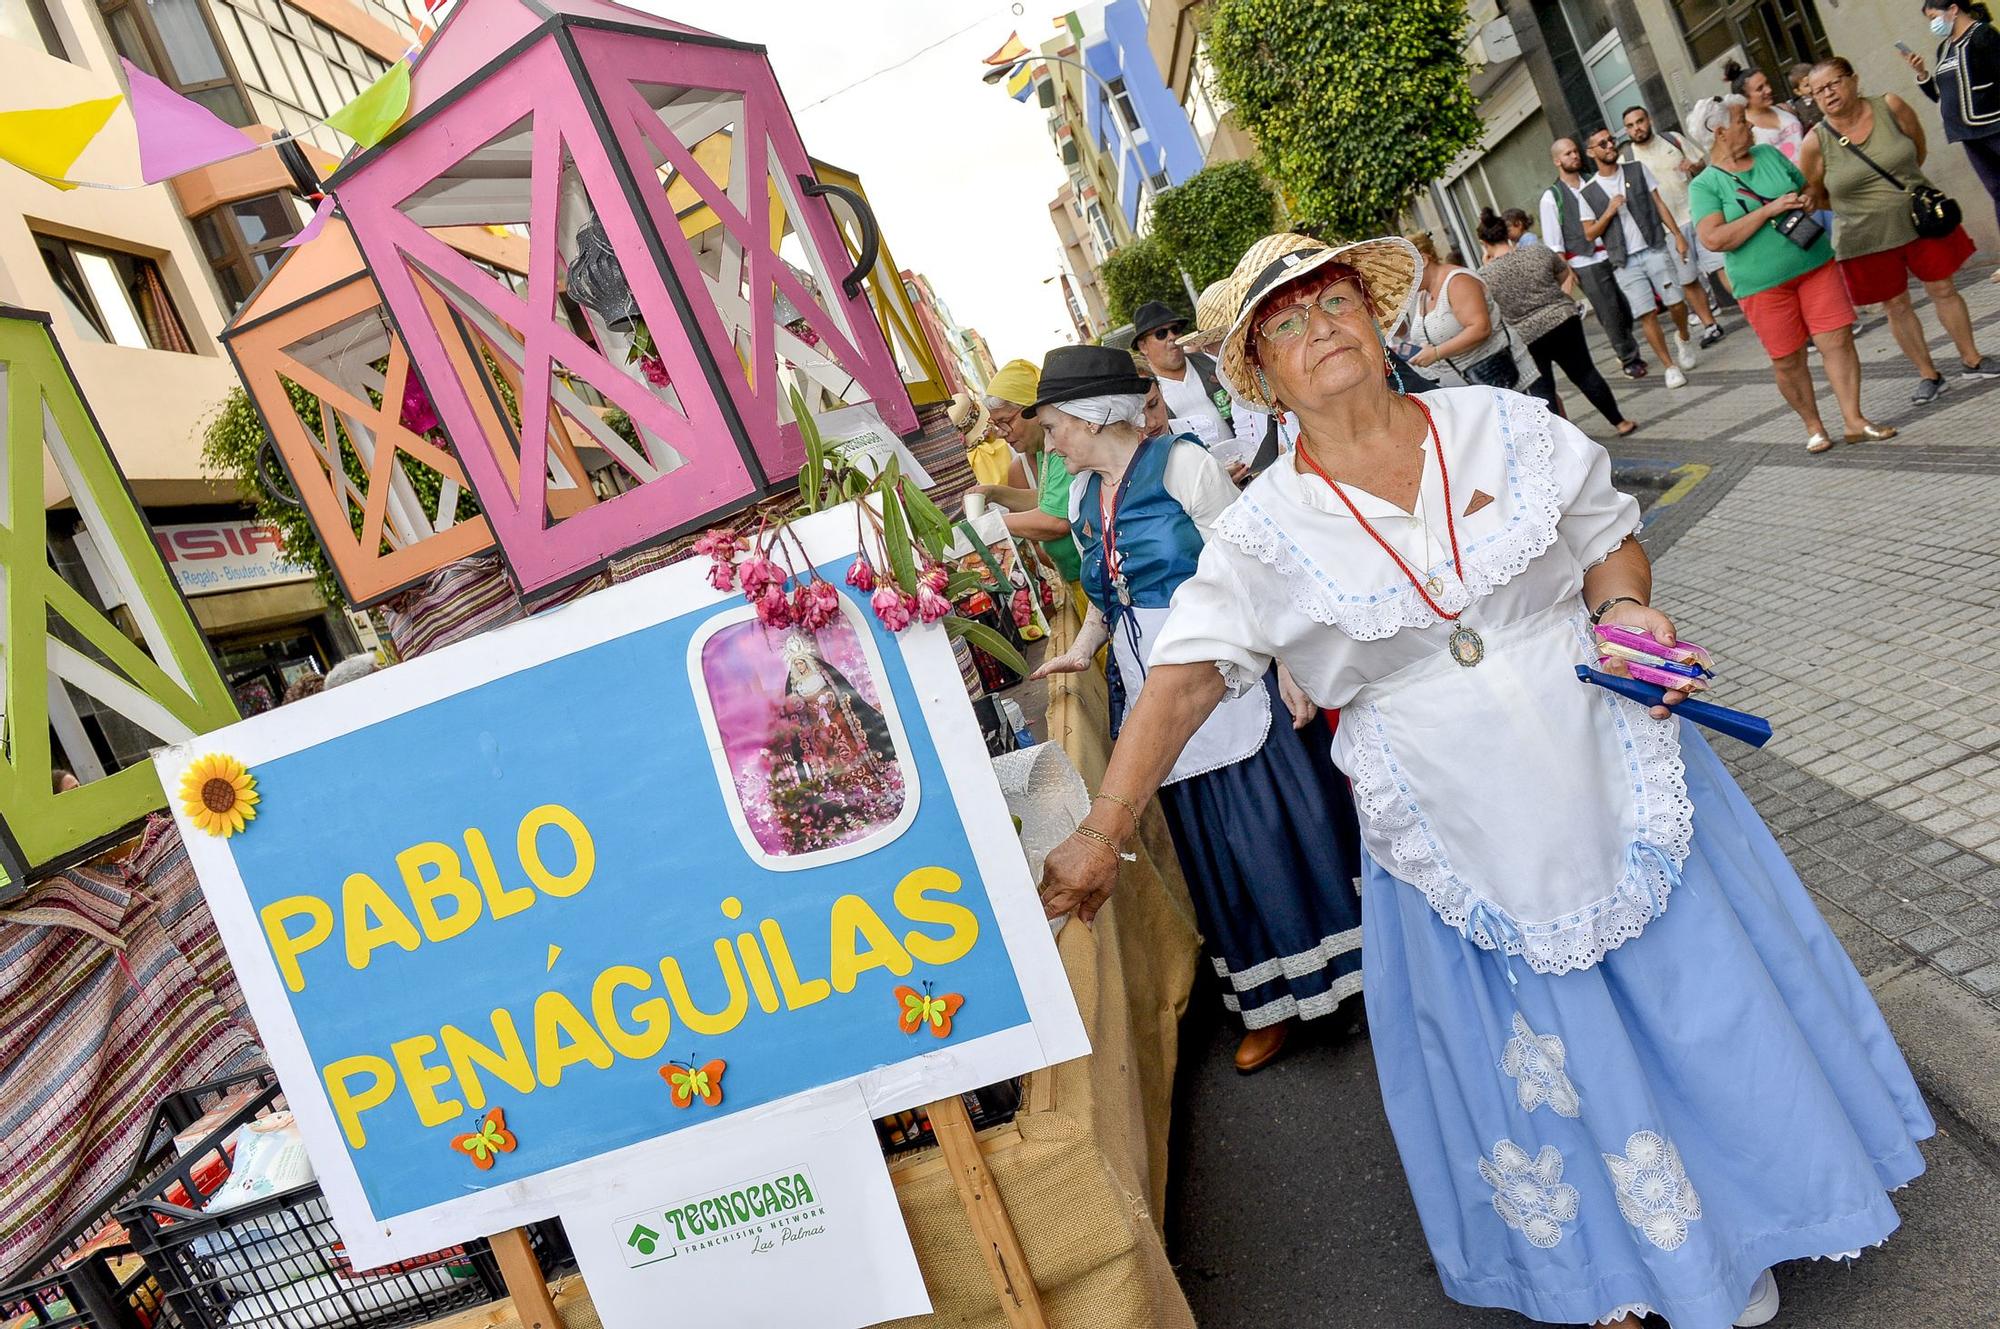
[1293,395,1462,620]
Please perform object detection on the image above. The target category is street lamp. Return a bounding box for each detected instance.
[983,54,1201,308]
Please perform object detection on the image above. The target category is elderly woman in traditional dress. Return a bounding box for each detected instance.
[1039,234,1932,1327]
[1026,344,1364,1073]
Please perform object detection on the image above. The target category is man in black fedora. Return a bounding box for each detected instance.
[1127,299,1276,476]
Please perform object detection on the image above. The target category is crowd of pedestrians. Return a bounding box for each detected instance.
[1368,3,2000,457]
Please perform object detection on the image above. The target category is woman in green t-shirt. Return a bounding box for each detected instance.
[1688,95,1895,452]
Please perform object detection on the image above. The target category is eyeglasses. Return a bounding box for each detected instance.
[1256,286,1357,343]
[1145,326,1181,342]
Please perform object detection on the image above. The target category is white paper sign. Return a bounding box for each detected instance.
[562,1083,930,1328]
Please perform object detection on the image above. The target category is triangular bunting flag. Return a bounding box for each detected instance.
[327,60,412,148]
[284,195,337,248]
[0,94,122,190]
[982,31,1029,66]
[123,58,259,183]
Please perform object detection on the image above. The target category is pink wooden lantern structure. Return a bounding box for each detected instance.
[325,0,918,597]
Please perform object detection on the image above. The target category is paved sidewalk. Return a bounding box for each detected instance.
[1165,268,2000,1325]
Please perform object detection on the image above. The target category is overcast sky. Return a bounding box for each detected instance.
[637,0,1082,370]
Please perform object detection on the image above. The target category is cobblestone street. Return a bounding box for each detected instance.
[1166,268,2000,1327]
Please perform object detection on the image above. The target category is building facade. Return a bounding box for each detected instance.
[1069,1,1206,232]
[1048,182,1112,340]
[1143,0,1257,168]
[1421,0,1997,260]
[2,0,409,720]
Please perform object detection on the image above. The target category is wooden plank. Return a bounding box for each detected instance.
[924,1096,1048,1328]
[489,1226,563,1329]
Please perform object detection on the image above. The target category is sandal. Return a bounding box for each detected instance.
[1806,432,1834,453]
[1843,423,1897,444]
[1616,420,1640,436]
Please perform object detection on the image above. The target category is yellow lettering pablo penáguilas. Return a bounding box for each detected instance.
[260,803,595,992]
[315,853,982,1150]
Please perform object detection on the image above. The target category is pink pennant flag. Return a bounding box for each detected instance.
[284,195,336,248]
[123,57,258,182]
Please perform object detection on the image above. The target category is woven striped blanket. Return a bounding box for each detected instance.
[0,821,262,1280]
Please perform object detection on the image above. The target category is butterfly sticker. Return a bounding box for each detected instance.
[661,1058,727,1109]
[451,1107,517,1170]
[895,982,965,1039]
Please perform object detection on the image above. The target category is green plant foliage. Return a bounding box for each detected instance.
[200,378,481,607]
[1148,161,1278,292]
[200,385,344,604]
[1205,0,1483,238]
[1100,236,1192,328]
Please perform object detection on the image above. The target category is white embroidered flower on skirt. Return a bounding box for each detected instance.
[1604,1130,1703,1251]
[1500,1012,1580,1117]
[1478,1140,1580,1249]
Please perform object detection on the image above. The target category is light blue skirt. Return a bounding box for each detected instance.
[1363,724,1934,1328]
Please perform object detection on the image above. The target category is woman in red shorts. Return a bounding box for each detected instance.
[1801,56,2000,405]
[1690,95,1896,453]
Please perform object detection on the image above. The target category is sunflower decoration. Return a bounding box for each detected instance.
[179,753,260,837]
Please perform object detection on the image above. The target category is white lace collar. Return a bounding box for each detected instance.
[1216,388,1561,641]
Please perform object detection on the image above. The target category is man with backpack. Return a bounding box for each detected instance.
[1539,138,1647,377]
[1623,105,1729,345]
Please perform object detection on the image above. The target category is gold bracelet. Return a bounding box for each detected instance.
[1072,824,1137,862]
[1093,791,1143,831]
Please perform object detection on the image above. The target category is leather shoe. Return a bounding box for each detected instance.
[1234,1021,1292,1074]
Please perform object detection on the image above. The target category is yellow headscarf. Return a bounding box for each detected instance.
[985,359,1041,407]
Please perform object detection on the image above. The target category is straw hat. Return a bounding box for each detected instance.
[1215,233,1424,411]
[947,389,990,441]
[1175,278,1236,352]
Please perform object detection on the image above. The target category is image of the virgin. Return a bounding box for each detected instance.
[773,629,897,781]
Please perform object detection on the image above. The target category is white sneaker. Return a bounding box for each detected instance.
[1665,366,1688,389]
[1733,1269,1779,1327]
[1676,332,1698,370]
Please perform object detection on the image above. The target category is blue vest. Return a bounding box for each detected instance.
[1073,435,1207,614]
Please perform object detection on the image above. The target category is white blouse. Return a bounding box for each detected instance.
[1153,387,1685,976]
[1154,387,1638,707]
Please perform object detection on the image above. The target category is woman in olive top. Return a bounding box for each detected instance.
[1689,96,1894,453]
[1802,57,1998,405]
[1909,2,2000,239]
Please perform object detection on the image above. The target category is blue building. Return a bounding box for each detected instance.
[1072,1,1206,230]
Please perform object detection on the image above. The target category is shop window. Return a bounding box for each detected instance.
[1,0,71,59]
[194,192,306,309]
[37,234,196,353]
[100,0,252,126]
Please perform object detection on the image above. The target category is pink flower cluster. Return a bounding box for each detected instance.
[691,506,960,637]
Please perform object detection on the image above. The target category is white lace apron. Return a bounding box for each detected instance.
[1116,604,1272,786]
[1332,602,1693,974]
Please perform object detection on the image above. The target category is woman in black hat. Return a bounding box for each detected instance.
[1026,344,1364,1073]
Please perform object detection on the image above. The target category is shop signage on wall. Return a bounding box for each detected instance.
[154,520,316,595]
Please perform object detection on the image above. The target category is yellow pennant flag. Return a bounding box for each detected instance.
[0,95,122,190]
[327,59,411,148]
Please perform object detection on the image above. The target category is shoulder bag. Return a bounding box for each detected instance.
[1722,169,1824,251]
[1833,127,1962,238]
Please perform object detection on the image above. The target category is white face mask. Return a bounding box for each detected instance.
[1932,14,1954,36]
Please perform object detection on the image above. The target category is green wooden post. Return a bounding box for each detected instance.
[0,308,240,890]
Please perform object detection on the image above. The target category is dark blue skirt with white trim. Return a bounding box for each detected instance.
[1155,670,1365,1029]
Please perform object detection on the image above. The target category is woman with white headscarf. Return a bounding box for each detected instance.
[1025,345,1364,1074]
